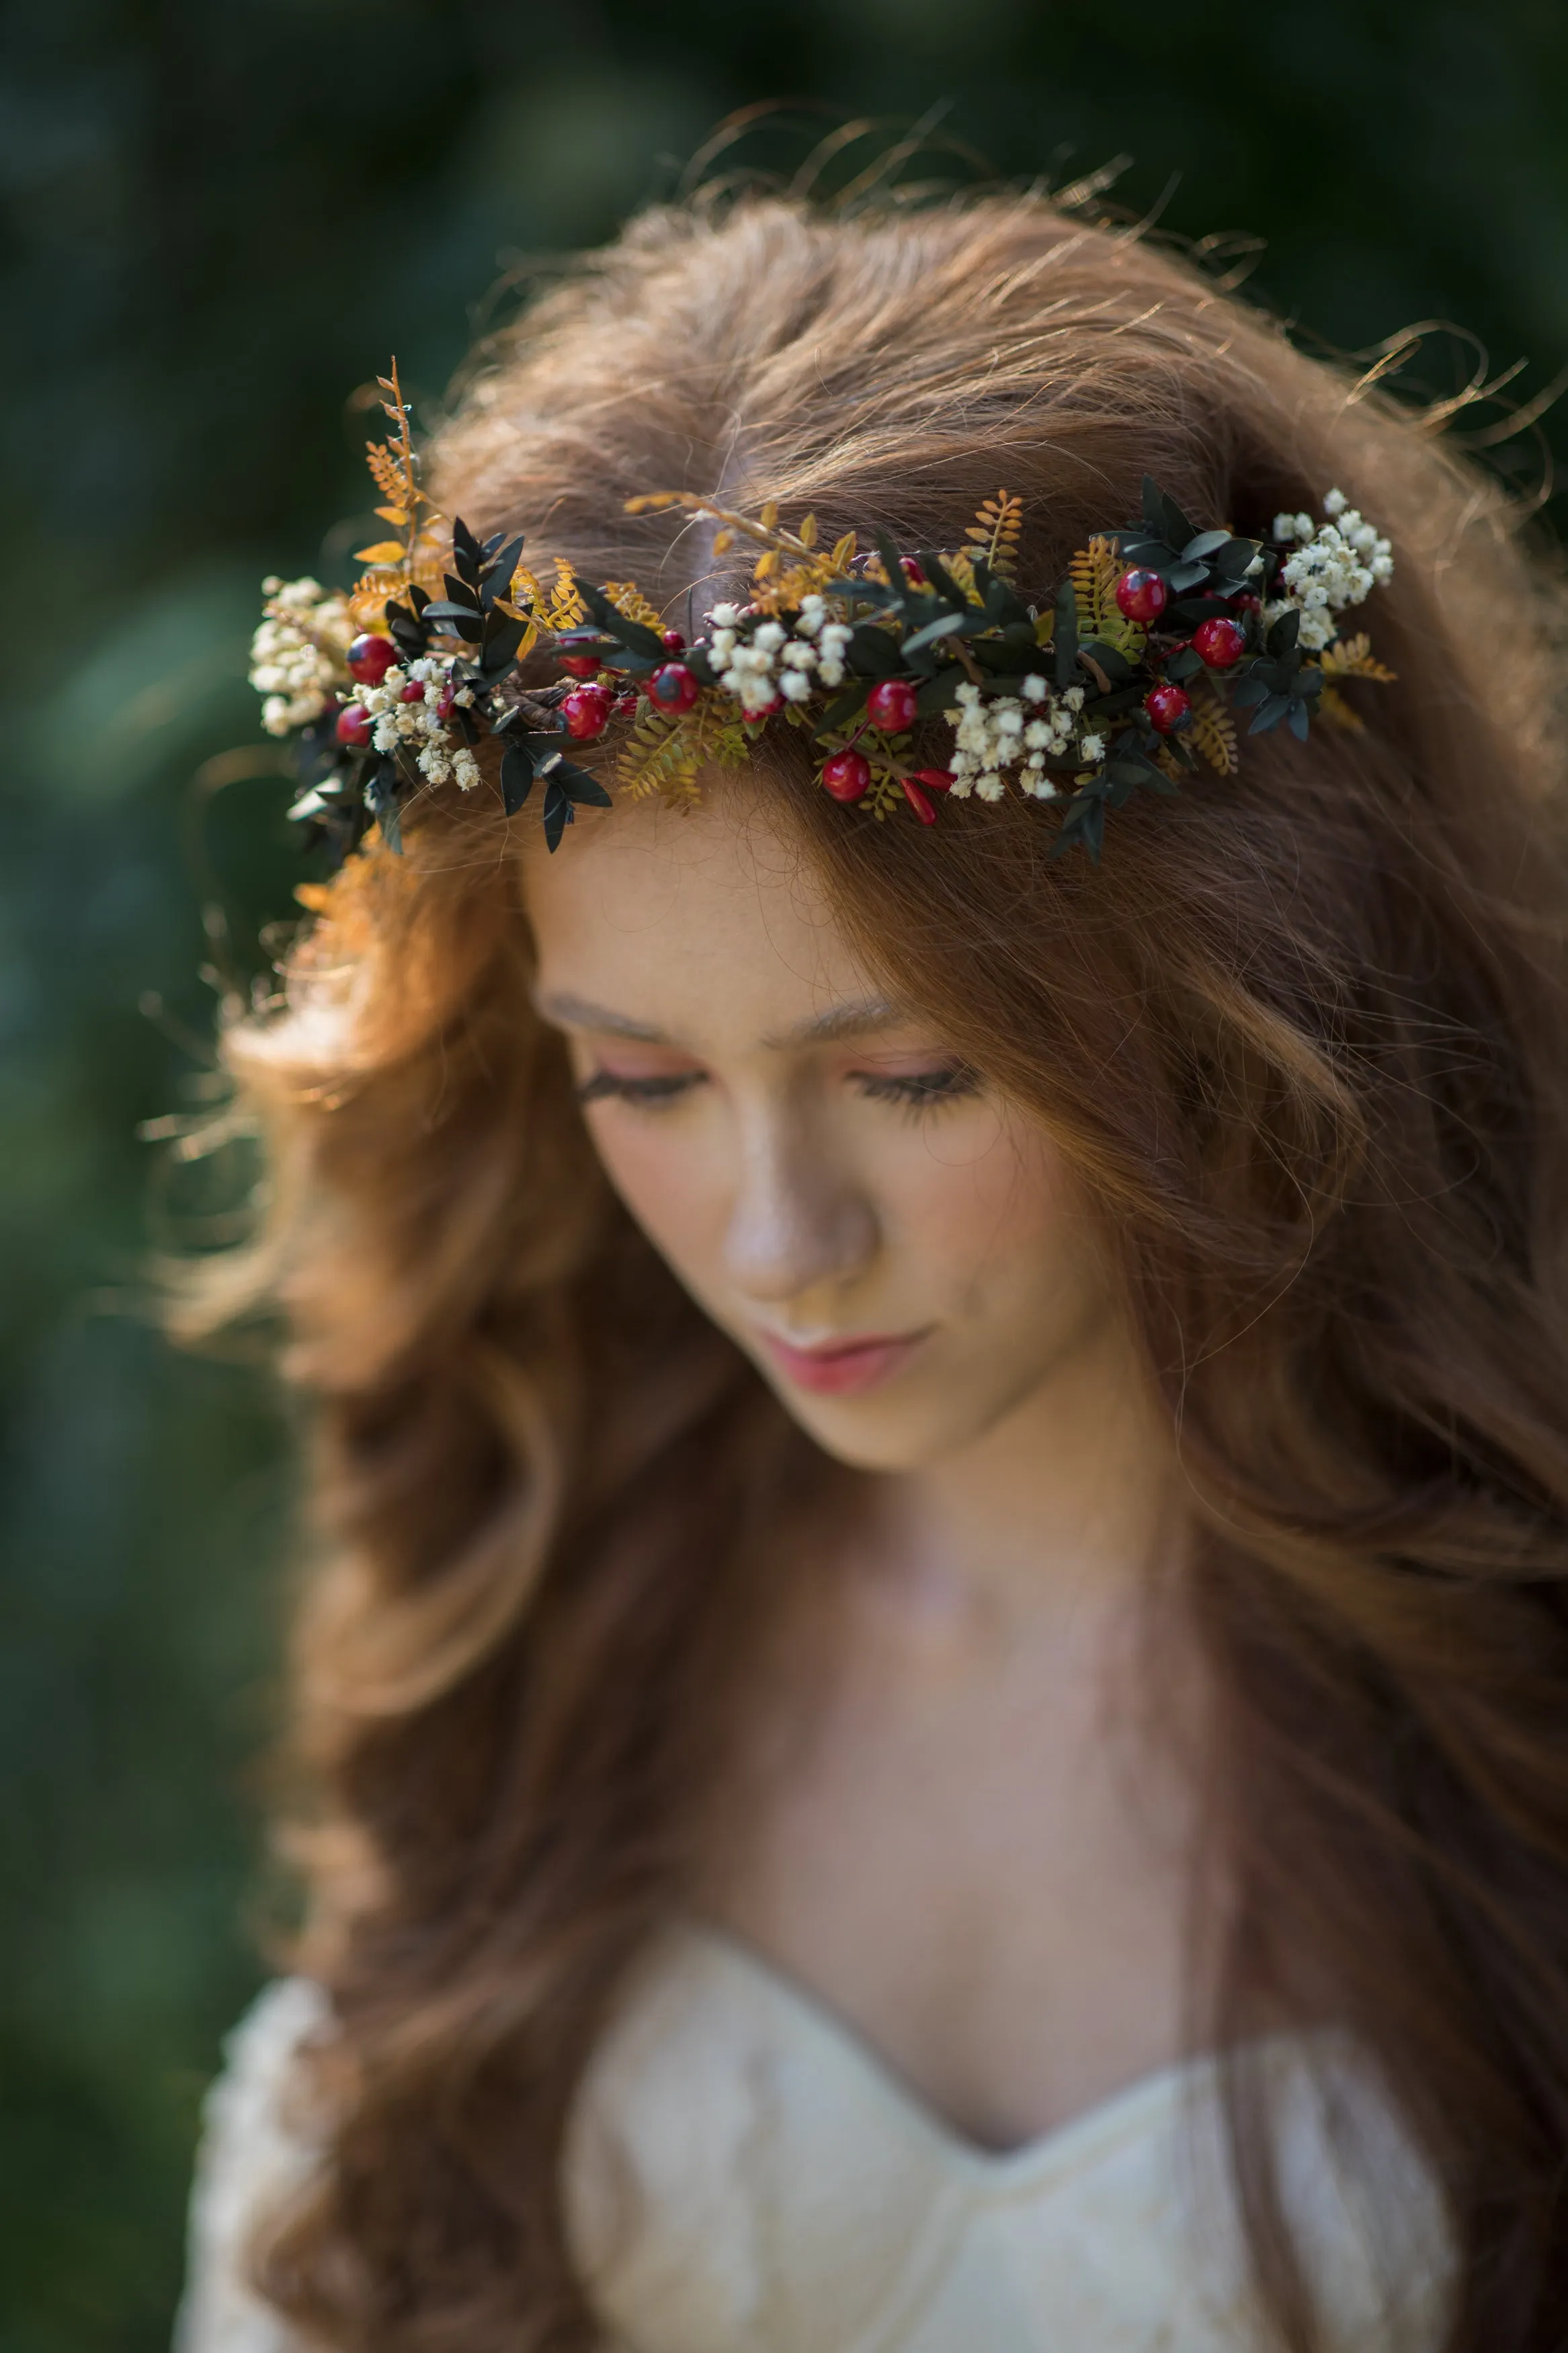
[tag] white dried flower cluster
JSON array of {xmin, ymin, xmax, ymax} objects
[
  {"xmin": 249, "ymin": 577, "xmax": 354, "ymax": 736},
  {"xmin": 357, "ymin": 657, "xmax": 481, "ymax": 791},
  {"xmin": 706, "ymin": 596, "xmax": 854, "ymax": 715},
  {"xmin": 1267, "ymin": 489, "xmax": 1394, "ymax": 653},
  {"xmin": 945, "ymin": 676, "xmax": 1099, "ymax": 801}
]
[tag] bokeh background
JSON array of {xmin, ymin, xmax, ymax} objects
[{"xmin": 5, "ymin": 2, "xmax": 1568, "ymax": 2345}]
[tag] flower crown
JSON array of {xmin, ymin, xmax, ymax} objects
[{"xmin": 251, "ymin": 363, "xmax": 1396, "ymax": 862}]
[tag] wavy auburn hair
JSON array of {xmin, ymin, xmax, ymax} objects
[{"xmin": 202, "ymin": 192, "xmax": 1568, "ymax": 2350}]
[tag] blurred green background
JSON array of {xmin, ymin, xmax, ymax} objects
[{"xmin": 5, "ymin": 2, "xmax": 1568, "ymax": 2345}]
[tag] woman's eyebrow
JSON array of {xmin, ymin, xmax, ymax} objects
[
  {"xmin": 532, "ymin": 990, "xmax": 904, "ymax": 1050},
  {"xmin": 533, "ymin": 990, "xmax": 670, "ymax": 1042}
]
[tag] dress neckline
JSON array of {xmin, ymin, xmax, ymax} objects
[{"xmin": 682, "ymin": 1918, "xmax": 1307, "ymax": 2190}]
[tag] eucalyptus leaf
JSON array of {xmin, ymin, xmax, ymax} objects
[{"xmin": 500, "ymin": 746, "xmax": 534, "ymax": 815}]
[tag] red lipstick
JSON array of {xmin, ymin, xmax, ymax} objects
[{"xmin": 757, "ymin": 1328, "xmax": 930, "ymax": 1396}]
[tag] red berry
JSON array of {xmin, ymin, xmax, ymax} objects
[
  {"xmin": 911, "ymin": 767, "xmax": 955, "ymax": 793},
  {"xmin": 613, "ymin": 692, "xmax": 640, "ymax": 717},
  {"xmin": 399, "ymin": 680, "xmax": 425, "ymax": 704},
  {"xmin": 437, "ymin": 685, "xmax": 456, "ymax": 719},
  {"xmin": 900, "ymin": 557, "xmax": 926, "ymax": 586},
  {"xmin": 661, "ymin": 627, "xmax": 687, "ymax": 652},
  {"xmin": 347, "ymin": 633, "xmax": 396, "ymax": 685},
  {"xmin": 821, "ymin": 750, "xmax": 872, "ymax": 802},
  {"xmin": 749, "ymin": 692, "xmax": 783, "ymax": 720},
  {"xmin": 648, "ymin": 662, "xmax": 700, "ymax": 714},
  {"xmin": 901, "ymin": 777, "xmax": 938, "ymax": 826},
  {"xmin": 1192, "ymin": 616, "xmax": 1246, "ymax": 669},
  {"xmin": 335, "ymin": 703, "xmax": 373, "ymax": 748},
  {"xmin": 866, "ymin": 678, "xmax": 919, "ymax": 732},
  {"xmin": 1145, "ymin": 682, "xmax": 1192, "ymax": 734},
  {"xmin": 1115, "ymin": 567, "xmax": 1169, "ymax": 625},
  {"xmin": 559, "ymin": 655, "xmax": 602, "ymax": 679},
  {"xmin": 562, "ymin": 684, "xmax": 612, "ymax": 740}
]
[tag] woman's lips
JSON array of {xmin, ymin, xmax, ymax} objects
[{"xmin": 757, "ymin": 1327, "xmax": 932, "ymax": 1396}]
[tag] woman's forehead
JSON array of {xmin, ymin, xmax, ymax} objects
[{"xmin": 522, "ymin": 789, "xmax": 903, "ymax": 1051}]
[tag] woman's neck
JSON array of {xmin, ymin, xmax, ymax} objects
[{"xmin": 857, "ymin": 1306, "xmax": 1190, "ymax": 1638}]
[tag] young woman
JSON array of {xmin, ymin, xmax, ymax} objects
[{"xmin": 177, "ymin": 191, "xmax": 1568, "ymax": 2353}]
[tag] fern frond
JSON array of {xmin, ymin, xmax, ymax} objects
[
  {"xmin": 966, "ymin": 490, "xmax": 1024, "ymax": 582},
  {"xmin": 944, "ymin": 548, "xmax": 979, "ymax": 602},
  {"xmin": 1188, "ymin": 684, "xmax": 1239, "ymax": 775},
  {"xmin": 1069, "ymin": 536, "xmax": 1145, "ymax": 660},
  {"xmin": 1319, "ymin": 633, "xmax": 1397, "ymax": 684},
  {"xmin": 1316, "ymin": 684, "xmax": 1364, "ymax": 733},
  {"xmin": 544, "ymin": 557, "xmax": 586, "ymax": 633},
  {"xmin": 365, "ymin": 440, "xmax": 412, "ymax": 505},
  {"xmin": 603, "ymin": 580, "xmax": 663, "ymax": 631}
]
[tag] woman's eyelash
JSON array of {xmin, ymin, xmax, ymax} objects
[
  {"xmin": 574, "ymin": 1064, "xmax": 979, "ymax": 1111},
  {"xmin": 855, "ymin": 1065, "xmax": 980, "ymax": 1109},
  {"xmin": 574, "ymin": 1068, "xmax": 706, "ymax": 1107}
]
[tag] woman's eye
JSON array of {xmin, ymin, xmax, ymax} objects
[
  {"xmin": 854, "ymin": 1064, "xmax": 980, "ymax": 1110},
  {"xmin": 573, "ymin": 1067, "xmax": 707, "ymax": 1108}
]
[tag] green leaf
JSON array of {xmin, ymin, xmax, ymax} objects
[
  {"xmin": 846, "ymin": 623, "xmax": 903, "ymax": 676},
  {"xmin": 479, "ymin": 615, "xmax": 527, "ymax": 674},
  {"xmin": 501, "ymin": 746, "xmax": 534, "ymax": 815},
  {"xmin": 450, "ymin": 518, "xmax": 483, "ymax": 586},
  {"xmin": 559, "ymin": 764, "xmax": 612, "ymax": 807},
  {"xmin": 542, "ymin": 774, "xmax": 575, "ymax": 852},
  {"xmin": 900, "ymin": 610, "xmax": 967, "ymax": 657},
  {"xmin": 1053, "ymin": 577, "xmax": 1079, "ymax": 688},
  {"xmin": 577, "ymin": 582, "xmax": 665, "ymax": 660}
]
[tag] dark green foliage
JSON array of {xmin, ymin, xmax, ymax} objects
[{"xmin": 5, "ymin": 1, "xmax": 1568, "ymax": 2343}]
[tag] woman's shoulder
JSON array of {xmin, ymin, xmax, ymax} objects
[{"xmin": 174, "ymin": 1979, "xmax": 333, "ymax": 2353}]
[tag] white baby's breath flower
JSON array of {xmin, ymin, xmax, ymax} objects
[
  {"xmin": 709, "ymin": 602, "xmax": 741, "ymax": 629},
  {"xmin": 1022, "ymin": 674, "xmax": 1049, "ymax": 703}
]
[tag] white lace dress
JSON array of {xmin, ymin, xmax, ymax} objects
[{"xmin": 176, "ymin": 1924, "xmax": 1453, "ymax": 2353}]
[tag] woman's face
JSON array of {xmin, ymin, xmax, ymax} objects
[{"xmin": 524, "ymin": 788, "xmax": 1119, "ymax": 1475}]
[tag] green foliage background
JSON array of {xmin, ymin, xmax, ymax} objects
[{"xmin": 4, "ymin": 3, "xmax": 1568, "ymax": 2344}]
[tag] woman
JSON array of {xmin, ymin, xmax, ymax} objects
[{"xmin": 177, "ymin": 190, "xmax": 1568, "ymax": 2352}]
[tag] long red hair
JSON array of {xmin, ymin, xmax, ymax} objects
[{"xmin": 196, "ymin": 190, "xmax": 1568, "ymax": 2350}]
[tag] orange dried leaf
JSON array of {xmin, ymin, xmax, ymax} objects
[
  {"xmin": 375, "ymin": 505, "xmax": 409, "ymax": 526},
  {"xmin": 354, "ymin": 541, "xmax": 407, "ymax": 565}
]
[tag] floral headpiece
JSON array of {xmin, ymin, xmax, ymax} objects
[{"xmin": 251, "ymin": 364, "xmax": 1395, "ymax": 862}]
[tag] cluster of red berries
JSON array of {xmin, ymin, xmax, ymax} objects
[
  {"xmin": 558, "ymin": 627, "xmax": 699, "ymax": 740},
  {"xmin": 1112, "ymin": 568, "xmax": 1247, "ymax": 737},
  {"xmin": 333, "ymin": 629, "xmax": 460, "ymax": 747}
]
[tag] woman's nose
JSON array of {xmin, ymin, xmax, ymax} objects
[{"xmin": 721, "ymin": 1113, "xmax": 878, "ymax": 1305}]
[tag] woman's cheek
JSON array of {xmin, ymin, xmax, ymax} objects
[{"xmin": 585, "ymin": 1114, "xmax": 725, "ymax": 1280}]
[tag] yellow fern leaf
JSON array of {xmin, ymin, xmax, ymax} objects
[
  {"xmin": 544, "ymin": 557, "xmax": 585, "ymax": 633},
  {"xmin": 1319, "ymin": 633, "xmax": 1397, "ymax": 684},
  {"xmin": 1317, "ymin": 684, "xmax": 1364, "ymax": 733},
  {"xmin": 1188, "ymin": 685, "xmax": 1239, "ymax": 775},
  {"xmin": 829, "ymin": 531, "xmax": 857, "ymax": 573},
  {"xmin": 602, "ymin": 580, "xmax": 663, "ymax": 631},
  {"xmin": 1069, "ymin": 536, "xmax": 1145, "ymax": 660},
  {"xmin": 354, "ymin": 540, "xmax": 407, "ymax": 565},
  {"xmin": 966, "ymin": 489, "xmax": 1024, "ymax": 582},
  {"xmin": 759, "ymin": 500, "xmax": 779, "ymax": 531},
  {"xmin": 798, "ymin": 514, "xmax": 817, "ymax": 549}
]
